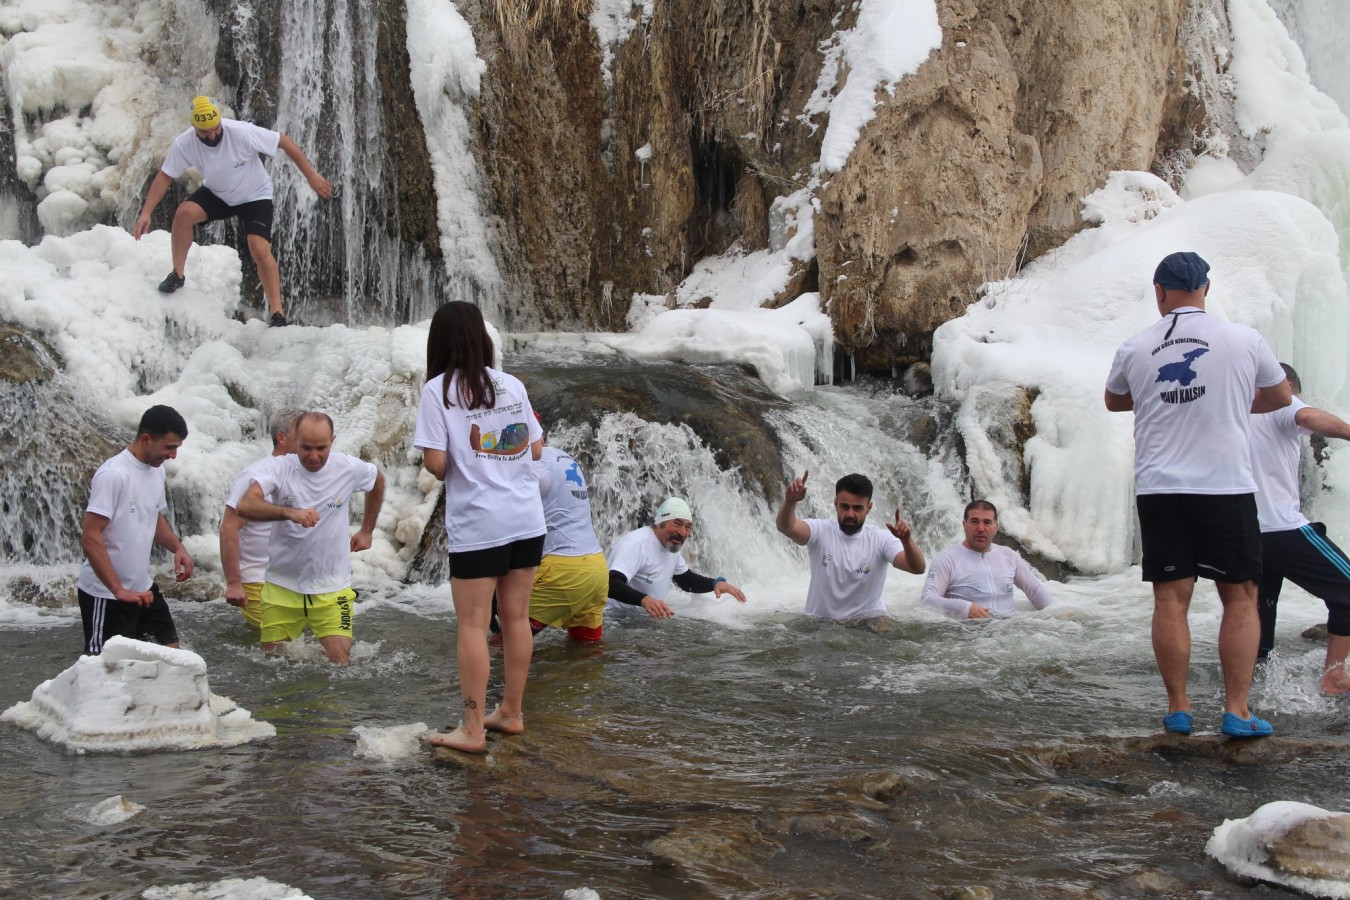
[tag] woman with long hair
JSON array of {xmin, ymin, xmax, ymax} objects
[{"xmin": 413, "ymin": 301, "xmax": 545, "ymax": 752}]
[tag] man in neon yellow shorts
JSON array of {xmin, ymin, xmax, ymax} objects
[
  {"xmin": 236, "ymin": 412, "xmax": 385, "ymax": 664},
  {"xmin": 219, "ymin": 408, "xmax": 301, "ymax": 628}
]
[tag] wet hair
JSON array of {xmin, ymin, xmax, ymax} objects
[
  {"xmin": 1281, "ymin": 363, "xmax": 1302, "ymax": 393},
  {"xmin": 295, "ymin": 411, "xmax": 334, "ymax": 437},
  {"xmin": 137, "ymin": 405, "xmax": 187, "ymax": 440},
  {"xmin": 964, "ymin": 499, "xmax": 998, "ymax": 520},
  {"xmin": 426, "ymin": 301, "xmax": 496, "ymax": 411},
  {"xmin": 268, "ymin": 408, "xmax": 303, "ymax": 447},
  {"xmin": 835, "ymin": 473, "xmax": 873, "ymax": 500}
]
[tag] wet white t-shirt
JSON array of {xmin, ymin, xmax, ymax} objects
[
  {"xmin": 920, "ymin": 543, "xmax": 1054, "ymax": 618},
  {"xmin": 1105, "ymin": 307, "xmax": 1284, "ymax": 494},
  {"xmin": 161, "ymin": 119, "xmax": 281, "ymax": 206},
  {"xmin": 537, "ymin": 446, "xmax": 602, "ymax": 557},
  {"xmin": 606, "ymin": 526, "xmax": 689, "ymax": 606},
  {"xmin": 225, "ymin": 455, "xmax": 281, "ymax": 584},
  {"xmin": 252, "ymin": 452, "xmax": 378, "ymax": 594},
  {"xmin": 413, "ymin": 368, "xmax": 545, "ymax": 553},
  {"xmin": 803, "ymin": 520, "xmax": 904, "ymax": 622},
  {"xmin": 1250, "ymin": 397, "xmax": 1312, "ymax": 532},
  {"xmin": 77, "ymin": 450, "xmax": 166, "ymax": 598}
]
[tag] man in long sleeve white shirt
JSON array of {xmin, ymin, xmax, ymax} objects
[{"xmin": 920, "ymin": 501, "xmax": 1053, "ymax": 619}]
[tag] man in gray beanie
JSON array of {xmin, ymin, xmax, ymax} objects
[{"xmin": 1105, "ymin": 251, "xmax": 1291, "ymax": 738}]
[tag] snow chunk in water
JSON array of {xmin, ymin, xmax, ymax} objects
[
  {"xmin": 1, "ymin": 636, "xmax": 275, "ymax": 752},
  {"xmin": 72, "ymin": 794, "xmax": 144, "ymax": 825},
  {"xmin": 142, "ymin": 878, "xmax": 314, "ymax": 900},
  {"xmin": 1208, "ymin": 800, "xmax": 1350, "ymax": 898}
]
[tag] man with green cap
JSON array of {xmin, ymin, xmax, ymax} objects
[
  {"xmin": 606, "ymin": 496, "xmax": 747, "ymax": 620},
  {"xmin": 131, "ymin": 95, "xmax": 332, "ymax": 327}
]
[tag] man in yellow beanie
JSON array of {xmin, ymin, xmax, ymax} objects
[{"xmin": 132, "ymin": 96, "xmax": 332, "ymax": 327}]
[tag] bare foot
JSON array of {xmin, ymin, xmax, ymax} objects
[
  {"xmin": 1319, "ymin": 673, "xmax": 1350, "ymax": 695},
  {"xmin": 484, "ymin": 708, "xmax": 525, "ymax": 735},
  {"xmin": 427, "ymin": 727, "xmax": 487, "ymax": 753}
]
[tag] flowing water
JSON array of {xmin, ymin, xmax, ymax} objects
[{"xmin": 1, "ymin": 373, "xmax": 1346, "ymax": 898}]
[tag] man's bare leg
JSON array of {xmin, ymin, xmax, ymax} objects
[
  {"xmin": 486, "ymin": 566, "xmax": 536, "ymax": 735},
  {"xmin": 170, "ymin": 201, "xmax": 207, "ymax": 277},
  {"xmin": 1322, "ymin": 633, "xmax": 1350, "ymax": 693},
  {"xmin": 261, "ymin": 640, "xmax": 288, "ymax": 655},
  {"xmin": 247, "ymin": 234, "xmax": 284, "ymax": 317},
  {"xmin": 1152, "ymin": 578, "xmax": 1195, "ymax": 714},
  {"xmin": 1216, "ymin": 579, "xmax": 1261, "ymax": 718},
  {"xmin": 318, "ymin": 635, "xmax": 352, "ymax": 666}
]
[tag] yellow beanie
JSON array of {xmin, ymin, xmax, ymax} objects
[{"xmin": 190, "ymin": 96, "xmax": 221, "ymax": 130}]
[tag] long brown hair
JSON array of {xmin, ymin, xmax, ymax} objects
[{"xmin": 426, "ymin": 301, "xmax": 497, "ymax": 410}]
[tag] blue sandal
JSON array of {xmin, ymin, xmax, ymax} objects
[
  {"xmin": 1163, "ymin": 710, "xmax": 1194, "ymax": 735},
  {"xmin": 1221, "ymin": 712, "xmax": 1273, "ymax": 738}
]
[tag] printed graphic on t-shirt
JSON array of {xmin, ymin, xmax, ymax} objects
[
  {"xmin": 1153, "ymin": 342, "xmax": 1209, "ymax": 405},
  {"xmin": 470, "ymin": 421, "xmax": 530, "ymax": 456}
]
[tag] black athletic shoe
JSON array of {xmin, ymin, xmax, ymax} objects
[
  {"xmin": 157, "ymin": 271, "xmax": 185, "ymax": 293},
  {"xmin": 268, "ymin": 311, "xmax": 288, "ymax": 327}
]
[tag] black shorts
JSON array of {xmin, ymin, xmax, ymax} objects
[
  {"xmin": 186, "ymin": 187, "xmax": 274, "ymax": 241},
  {"xmin": 448, "ymin": 535, "xmax": 545, "ymax": 580},
  {"xmin": 1260, "ymin": 523, "xmax": 1350, "ymax": 637},
  {"xmin": 1137, "ymin": 493, "xmax": 1261, "ymax": 584},
  {"xmin": 78, "ymin": 583, "xmax": 179, "ymax": 655}
]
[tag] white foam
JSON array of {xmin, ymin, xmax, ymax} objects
[
  {"xmin": 352, "ymin": 721, "xmax": 430, "ymax": 762},
  {"xmin": 142, "ymin": 878, "xmax": 314, "ymax": 900}
]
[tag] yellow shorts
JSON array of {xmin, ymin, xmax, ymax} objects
[
  {"xmin": 240, "ymin": 582, "xmax": 263, "ymax": 629},
  {"xmin": 529, "ymin": 553, "xmax": 607, "ymax": 631},
  {"xmin": 260, "ymin": 584, "xmax": 355, "ymax": 643}
]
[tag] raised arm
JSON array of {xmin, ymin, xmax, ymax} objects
[
  {"xmin": 885, "ymin": 510, "xmax": 926, "ymax": 574},
  {"xmin": 277, "ymin": 135, "xmax": 333, "ymax": 199},
  {"xmin": 776, "ymin": 470, "xmax": 811, "ymax": 546},
  {"xmin": 1295, "ymin": 406, "xmax": 1350, "ymax": 440},
  {"xmin": 236, "ymin": 481, "xmax": 319, "ymax": 527}
]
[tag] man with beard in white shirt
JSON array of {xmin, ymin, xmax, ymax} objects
[
  {"xmin": 776, "ymin": 471, "xmax": 926, "ymax": 628},
  {"xmin": 607, "ymin": 497, "xmax": 747, "ymax": 619},
  {"xmin": 78, "ymin": 405, "xmax": 195, "ymax": 655},
  {"xmin": 920, "ymin": 501, "xmax": 1054, "ymax": 619},
  {"xmin": 218, "ymin": 408, "xmax": 301, "ymax": 629},
  {"xmin": 235, "ymin": 412, "xmax": 385, "ymax": 664},
  {"xmin": 132, "ymin": 95, "xmax": 332, "ymax": 326},
  {"xmin": 1250, "ymin": 363, "xmax": 1350, "ymax": 694}
]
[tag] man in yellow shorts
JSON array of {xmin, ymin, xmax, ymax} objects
[
  {"xmin": 235, "ymin": 412, "xmax": 385, "ymax": 664},
  {"xmin": 219, "ymin": 408, "xmax": 301, "ymax": 628}
]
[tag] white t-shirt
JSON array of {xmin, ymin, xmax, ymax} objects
[
  {"xmin": 1250, "ymin": 397, "xmax": 1312, "ymax": 532},
  {"xmin": 413, "ymin": 368, "xmax": 545, "ymax": 553},
  {"xmin": 920, "ymin": 543, "xmax": 1055, "ymax": 618},
  {"xmin": 537, "ymin": 446, "xmax": 602, "ymax": 557},
  {"xmin": 161, "ymin": 119, "xmax": 282, "ymax": 206},
  {"xmin": 225, "ymin": 455, "xmax": 282, "ymax": 584},
  {"xmin": 802, "ymin": 520, "xmax": 904, "ymax": 622},
  {"xmin": 252, "ymin": 452, "xmax": 378, "ymax": 594},
  {"xmin": 1106, "ymin": 307, "xmax": 1285, "ymax": 494},
  {"xmin": 77, "ymin": 450, "xmax": 166, "ymax": 598},
  {"xmin": 606, "ymin": 526, "xmax": 690, "ymax": 606}
]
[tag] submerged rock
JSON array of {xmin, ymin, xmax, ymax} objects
[
  {"xmin": 0, "ymin": 636, "xmax": 274, "ymax": 752},
  {"xmin": 1208, "ymin": 801, "xmax": 1350, "ymax": 898}
]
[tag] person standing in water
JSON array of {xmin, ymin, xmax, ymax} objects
[
  {"xmin": 1105, "ymin": 251, "xmax": 1291, "ymax": 738},
  {"xmin": 1250, "ymin": 363, "xmax": 1350, "ymax": 694},
  {"xmin": 78, "ymin": 405, "xmax": 194, "ymax": 655},
  {"xmin": 132, "ymin": 95, "xmax": 332, "ymax": 327},
  {"xmin": 413, "ymin": 301, "xmax": 545, "ymax": 753}
]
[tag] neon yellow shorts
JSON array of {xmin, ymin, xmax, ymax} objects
[
  {"xmin": 260, "ymin": 583, "xmax": 355, "ymax": 643},
  {"xmin": 240, "ymin": 582, "xmax": 263, "ymax": 629},
  {"xmin": 528, "ymin": 553, "xmax": 607, "ymax": 631}
]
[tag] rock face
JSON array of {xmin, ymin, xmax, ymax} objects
[{"xmin": 462, "ymin": 0, "xmax": 1199, "ymax": 369}]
